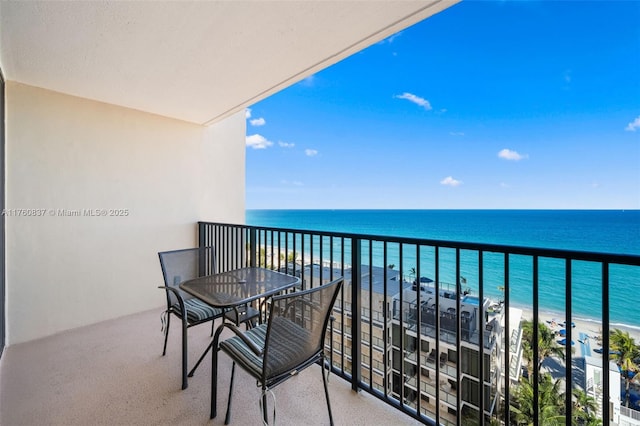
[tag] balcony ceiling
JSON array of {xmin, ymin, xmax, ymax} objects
[{"xmin": 0, "ymin": 0, "xmax": 457, "ymax": 125}]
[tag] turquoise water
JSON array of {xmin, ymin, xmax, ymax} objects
[{"xmin": 246, "ymin": 210, "xmax": 640, "ymax": 327}]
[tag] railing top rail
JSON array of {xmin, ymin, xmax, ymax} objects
[{"xmin": 199, "ymin": 221, "xmax": 640, "ymax": 266}]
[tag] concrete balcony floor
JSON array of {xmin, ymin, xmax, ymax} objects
[{"xmin": 0, "ymin": 308, "xmax": 421, "ymax": 425}]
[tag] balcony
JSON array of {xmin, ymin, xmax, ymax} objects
[
  {"xmin": 197, "ymin": 221, "xmax": 640, "ymax": 424},
  {"xmin": 2, "ymin": 221, "xmax": 639, "ymax": 425},
  {"xmin": 0, "ymin": 306, "xmax": 422, "ymax": 425}
]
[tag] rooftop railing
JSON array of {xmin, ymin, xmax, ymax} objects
[{"xmin": 199, "ymin": 221, "xmax": 640, "ymax": 425}]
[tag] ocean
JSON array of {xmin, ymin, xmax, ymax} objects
[{"xmin": 246, "ymin": 209, "xmax": 640, "ymax": 328}]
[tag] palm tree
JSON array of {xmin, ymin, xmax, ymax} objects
[
  {"xmin": 511, "ymin": 373, "xmax": 565, "ymax": 425},
  {"xmin": 610, "ymin": 328, "xmax": 639, "ymax": 408},
  {"xmin": 521, "ymin": 320, "xmax": 565, "ymax": 371},
  {"xmin": 409, "ymin": 267, "xmax": 417, "ymax": 283},
  {"xmin": 572, "ymin": 388, "xmax": 600, "ymax": 425}
]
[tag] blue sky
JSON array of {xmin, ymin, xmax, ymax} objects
[{"xmin": 245, "ymin": 1, "xmax": 640, "ymax": 210}]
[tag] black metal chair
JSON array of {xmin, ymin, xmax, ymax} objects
[
  {"xmin": 211, "ymin": 277, "xmax": 343, "ymax": 425},
  {"xmin": 158, "ymin": 247, "xmax": 226, "ymax": 390}
]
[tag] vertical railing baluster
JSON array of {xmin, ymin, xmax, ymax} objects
[
  {"xmin": 602, "ymin": 262, "xmax": 610, "ymax": 425},
  {"xmin": 478, "ymin": 250, "xmax": 485, "ymax": 425},
  {"xmin": 227, "ymin": 226, "xmax": 231, "ymax": 268},
  {"xmin": 301, "ymin": 233, "xmax": 306, "ymax": 286},
  {"xmin": 351, "ymin": 237, "xmax": 362, "ymax": 392},
  {"xmin": 434, "ymin": 245, "xmax": 441, "ymax": 425},
  {"xmin": 269, "ymin": 229, "xmax": 274, "ymax": 270},
  {"xmin": 329, "ymin": 236, "xmax": 334, "ymax": 280},
  {"xmin": 565, "ymin": 258, "xmax": 573, "ymax": 426},
  {"xmin": 319, "ymin": 234, "xmax": 324, "ymax": 284},
  {"xmin": 399, "ymin": 242, "xmax": 405, "ymax": 407},
  {"xmin": 504, "ymin": 253, "xmax": 511, "ymax": 426},
  {"xmin": 415, "ymin": 244, "xmax": 422, "ymax": 417},
  {"xmin": 308, "ymin": 233, "xmax": 313, "ymax": 287},
  {"xmin": 455, "ymin": 248, "xmax": 461, "ymax": 426},
  {"xmin": 368, "ymin": 240, "xmax": 373, "ymax": 388},
  {"xmin": 198, "ymin": 222, "xmax": 205, "ymax": 249},
  {"xmin": 532, "ymin": 256, "xmax": 539, "ymax": 426},
  {"xmin": 273, "ymin": 231, "xmax": 282, "ymax": 271},
  {"xmin": 284, "ymin": 231, "xmax": 289, "ymax": 275},
  {"xmin": 340, "ymin": 236, "xmax": 345, "ymax": 375},
  {"xmin": 383, "ymin": 241, "xmax": 389, "ymax": 397},
  {"xmin": 249, "ymin": 227, "xmax": 256, "ymax": 268},
  {"xmin": 292, "ymin": 233, "xmax": 298, "ymax": 281}
]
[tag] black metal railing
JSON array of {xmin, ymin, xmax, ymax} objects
[{"xmin": 199, "ymin": 221, "xmax": 640, "ymax": 426}]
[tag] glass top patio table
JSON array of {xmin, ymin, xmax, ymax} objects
[{"xmin": 179, "ymin": 267, "xmax": 300, "ymax": 308}]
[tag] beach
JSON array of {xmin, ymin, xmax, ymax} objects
[{"xmin": 518, "ymin": 307, "xmax": 640, "ymax": 359}]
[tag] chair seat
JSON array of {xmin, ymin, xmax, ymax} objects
[
  {"xmin": 220, "ymin": 323, "xmax": 268, "ymax": 378},
  {"xmin": 220, "ymin": 317, "xmax": 312, "ymax": 380},
  {"xmin": 175, "ymin": 298, "xmax": 225, "ymax": 324}
]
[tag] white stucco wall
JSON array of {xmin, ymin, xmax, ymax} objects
[{"xmin": 5, "ymin": 82, "xmax": 246, "ymax": 345}]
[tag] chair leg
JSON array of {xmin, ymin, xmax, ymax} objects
[
  {"xmin": 321, "ymin": 356, "xmax": 334, "ymax": 426},
  {"xmin": 224, "ymin": 362, "xmax": 236, "ymax": 425},
  {"xmin": 211, "ymin": 325, "xmax": 226, "ymax": 419},
  {"xmin": 262, "ymin": 391, "xmax": 269, "ymax": 425},
  {"xmin": 162, "ymin": 314, "xmax": 171, "ymax": 356},
  {"xmin": 181, "ymin": 319, "xmax": 188, "ymax": 390}
]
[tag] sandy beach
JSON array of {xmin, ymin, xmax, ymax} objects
[{"xmin": 518, "ymin": 306, "xmax": 640, "ymax": 359}]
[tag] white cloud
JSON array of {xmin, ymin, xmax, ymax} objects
[
  {"xmin": 305, "ymin": 149, "xmax": 318, "ymax": 157},
  {"xmin": 246, "ymin": 134, "xmax": 273, "ymax": 149},
  {"xmin": 278, "ymin": 141, "xmax": 295, "ymax": 148},
  {"xmin": 245, "ymin": 108, "xmax": 251, "ymax": 119},
  {"xmin": 498, "ymin": 148, "xmax": 528, "ymax": 161},
  {"xmin": 449, "ymin": 131, "xmax": 465, "ymax": 136},
  {"xmin": 250, "ymin": 117, "xmax": 266, "ymax": 126},
  {"xmin": 625, "ymin": 116, "xmax": 640, "ymax": 132},
  {"xmin": 500, "ymin": 182, "xmax": 511, "ymax": 189},
  {"xmin": 440, "ymin": 176, "xmax": 462, "ymax": 187},
  {"xmin": 394, "ymin": 92, "xmax": 432, "ymax": 110}
]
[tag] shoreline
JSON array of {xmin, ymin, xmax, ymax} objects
[
  {"xmin": 256, "ymin": 241, "xmax": 640, "ymax": 332},
  {"xmin": 516, "ymin": 306, "xmax": 640, "ymax": 357},
  {"xmin": 513, "ymin": 303, "xmax": 640, "ymax": 335}
]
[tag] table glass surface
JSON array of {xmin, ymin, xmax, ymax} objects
[{"xmin": 179, "ymin": 267, "xmax": 300, "ymax": 308}]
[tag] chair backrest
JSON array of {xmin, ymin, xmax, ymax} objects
[
  {"xmin": 262, "ymin": 277, "xmax": 343, "ymax": 386},
  {"xmin": 158, "ymin": 247, "xmax": 216, "ymax": 307}
]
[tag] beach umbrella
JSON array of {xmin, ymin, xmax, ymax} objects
[
  {"xmin": 558, "ymin": 338, "xmax": 575, "ymax": 346},
  {"xmin": 558, "ymin": 329, "xmax": 566, "ymax": 337}
]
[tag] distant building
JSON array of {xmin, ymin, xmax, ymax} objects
[
  {"xmin": 572, "ymin": 356, "xmax": 640, "ymax": 425},
  {"xmin": 390, "ymin": 284, "xmax": 522, "ymax": 422},
  {"xmin": 284, "ymin": 261, "xmax": 523, "ymax": 425}
]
